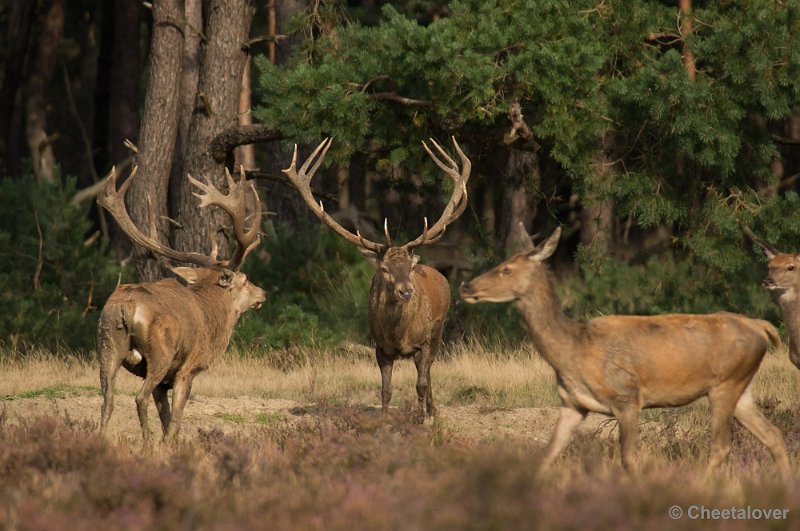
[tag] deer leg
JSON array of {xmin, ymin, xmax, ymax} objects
[
  {"xmin": 376, "ymin": 348, "xmax": 394, "ymax": 413},
  {"xmin": 414, "ymin": 346, "xmax": 434, "ymax": 421},
  {"xmin": 734, "ymin": 387, "xmax": 791, "ymax": 487},
  {"xmin": 134, "ymin": 354, "xmax": 171, "ymax": 450},
  {"xmin": 539, "ymin": 406, "xmax": 587, "ymax": 470},
  {"xmin": 164, "ymin": 372, "xmax": 194, "ymax": 441},
  {"xmin": 614, "ymin": 404, "xmax": 641, "ymax": 472},
  {"xmin": 706, "ymin": 386, "xmax": 738, "ymax": 475},
  {"xmin": 152, "ymin": 384, "xmax": 172, "ymax": 436},
  {"xmin": 97, "ymin": 328, "xmax": 126, "ymax": 434}
]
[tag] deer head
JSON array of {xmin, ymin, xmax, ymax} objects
[
  {"xmin": 460, "ymin": 223, "xmax": 561, "ymax": 304},
  {"xmin": 756, "ymin": 239, "xmax": 800, "ymax": 295},
  {"xmin": 283, "ymin": 137, "xmax": 471, "ymax": 303},
  {"xmin": 98, "ymin": 165, "xmax": 266, "ymax": 309}
]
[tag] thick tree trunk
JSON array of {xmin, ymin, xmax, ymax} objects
[
  {"xmin": 130, "ymin": 0, "xmax": 185, "ymax": 281},
  {"xmin": 169, "ymin": 0, "xmax": 202, "ymax": 209},
  {"xmin": 580, "ymin": 132, "xmax": 615, "ymax": 253},
  {"xmin": 26, "ymin": 0, "xmax": 65, "ymax": 183},
  {"xmin": 174, "ymin": 0, "xmax": 255, "ymax": 258},
  {"xmin": 234, "ymin": 56, "xmax": 256, "ymax": 170},
  {"xmin": 0, "ymin": 0, "xmax": 35, "ymax": 176}
]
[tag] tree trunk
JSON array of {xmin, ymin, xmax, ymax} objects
[
  {"xmin": 174, "ymin": 0, "xmax": 255, "ymax": 258},
  {"xmin": 130, "ymin": 0, "xmax": 185, "ymax": 281},
  {"xmin": 234, "ymin": 56, "xmax": 256, "ymax": 171},
  {"xmin": 26, "ymin": 0, "xmax": 65, "ymax": 183},
  {"xmin": 503, "ymin": 149, "xmax": 539, "ymax": 253},
  {"xmin": 0, "ymin": 0, "xmax": 35, "ymax": 176},
  {"xmin": 580, "ymin": 132, "xmax": 615, "ymax": 253}
]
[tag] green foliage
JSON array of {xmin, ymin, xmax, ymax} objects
[
  {"xmin": 233, "ymin": 221, "xmax": 374, "ymax": 350},
  {"xmin": 0, "ymin": 173, "xmax": 128, "ymax": 351}
]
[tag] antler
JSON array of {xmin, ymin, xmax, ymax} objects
[
  {"xmin": 187, "ymin": 166, "xmax": 262, "ymax": 269},
  {"xmin": 405, "ymin": 136, "xmax": 471, "ymax": 251},
  {"xmin": 98, "ymin": 166, "xmax": 262, "ymax": 271},
  {"xmin": 282, "ymin": 138, "xmax": 386, "ymax": 254}
]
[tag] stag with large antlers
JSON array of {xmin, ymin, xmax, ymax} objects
[
  {"xmin": 96, "ymin": 166, "xmax": 265, "ymax": 447},
  {"xmin": 460, "ymin": 224, "xmax": 791, "ymax": 484},
  {"xmin": 285, "ymin": 137, "xmax": 470, "ymax": 420}
]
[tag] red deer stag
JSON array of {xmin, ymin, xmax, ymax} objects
[
  {"xmin": 460, "ymin": 223, "xmax": 790, "ymax": 482},
  {"xmin": 96, "ymin": 166, "xmax": 266, "ymax": 447},
  {"xmin": 284, "ymin": 137, "xmax": 470, "ymax": 420},
  {"xmin": 755, "ymin": 239, "xmax": 800, "ymax": 369}
]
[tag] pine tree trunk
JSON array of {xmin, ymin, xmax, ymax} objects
[
  {"xmin": 26, "ymin": 0, "xmax": 65, "ymax": 183},
  {"xmin": 174, "ymin": 0, "xmax": 255, "ymax": 258},
  {"xmin": 130, "ymin": 0, "xmax": 185, "ymax": 281},
  {"xmin": 503, "ymin": 149, "xmax": 539, "ymax": 253}
]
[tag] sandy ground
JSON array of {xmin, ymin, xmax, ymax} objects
[{"xmin": 0, "ymin": 390, "xmax": 616, "ymax": 445}]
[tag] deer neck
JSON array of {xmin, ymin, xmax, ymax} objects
[
  {"xmin": 515, "ymin": 269, "xmax": 582, "ymax": 373},
  {"xmin": 191, "ymin": 283, "xmax": 238, "ymax": 349},
  {"xmin": 778, "ymin": 288, "xmax": 800, "ymax": 360}
]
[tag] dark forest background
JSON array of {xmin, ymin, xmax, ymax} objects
[{"xmin": 1, "ymin": 0, "xmax": 799, "ymax": 353}]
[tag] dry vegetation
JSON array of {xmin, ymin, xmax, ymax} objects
[{"xmin": 2, "ymin": 342, "xmax": 800, "ymax": 529}]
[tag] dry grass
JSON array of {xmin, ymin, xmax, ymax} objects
[{"xmin": 2, "ymin": 342, "xmax": 800, "ymax": 529}]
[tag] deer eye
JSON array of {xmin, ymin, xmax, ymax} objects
[
  {"xmin": 501, "ymin": 267, "xmax": 512, "ymax": 275},
  {"xmin": 381, "ymin": 265, "xmax": 389, "ymax": 273},
  {"xmin": 788, "ymin": 265, "xmax": 795, "ymax": 271}
]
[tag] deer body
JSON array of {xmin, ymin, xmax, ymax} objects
[
  {"xmin": 284, "ymin": 138, "xmax": 470, "ymax": 419},
  {"xmin": 461, "ymin": 225, "xmax": 790, "ymax": 482},
  {"xmin": 96, "ymin": 166, "xmax": 264, "ymax": 447}
]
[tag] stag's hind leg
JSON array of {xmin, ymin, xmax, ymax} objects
[
  {"xmin": 97, "ymin": 326, "xmax": 128, "ymax": 434},
  {"xmin": 733, "ymin": 387, "xmax": 791, "ymax": 486},
  {"xmin": 153, "ymin": 384, "xmax": 172, "ymax": 436}
]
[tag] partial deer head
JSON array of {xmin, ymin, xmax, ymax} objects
[
  {"xmin": 755, "ymin": 239, "xmax": 800, "ymax": 295},
  {"xmin": 98, "ymin": 165, "xmax": 266, "ymax": 309},
  {"xmin": 460, "ymin": 223, "xmax": 561, "ymax": 303},
  {"xmin": 283, "ymin": 137, "xmax": 471, "ymax": 304}
]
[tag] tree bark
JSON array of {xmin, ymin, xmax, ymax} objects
[
  {"xmin": 26, "ymin": 0, "xmax": 65, "ymax": 183},
  {"xmin": 0, "ymin": 0, "xmax": 35, "ymax": 176},
  {"xmin": 503, "ymin": 149, "xmax": 539, "ymax": 253},
  {"xmin": 174, "ymin": 0, "xmax": 255, "ymax": 258},
  {"xmin": 130, "ymin": 0, "xmax": 185, "ymax": 281},
  {"xmin": 234, "ymin": 56, "xmax": 256, "ymax": 170},
  {"xmin": 169, "ymin": 0, "xmax": 202, "ymax": 210}
]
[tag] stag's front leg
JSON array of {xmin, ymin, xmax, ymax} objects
[
  {"xmin": 376, "ymin": 348, "xmax": 394, "ymax": 413},
  {"xmin": 415, "ymin": 345, "xmax": 435, "ymax": 420},
  {"xmin": 164, "ymin": 371, "xmax": 195, "ymax": 441}
]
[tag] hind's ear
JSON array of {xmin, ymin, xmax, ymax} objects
[
  {"xmin": 527, "ymin": 226, "xmax": 561, "ymax": 262},
  {"xmin": 755, "ymin": 240, "xmax": 778, "ymax": 261},
  {"xmin": 517, "ymin": 222, "xmax": 535, "ymax": 253}
]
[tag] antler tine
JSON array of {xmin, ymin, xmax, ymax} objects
[
  {"xmin": 98, "ymin": 165, "xmax": 219, "ymax": 268},
  {"xmin": 383, "ymin": 218, "xmax": 392, "ymax": 247},
  {"xmin": 187, "ymin": 167, "xmax": 263, "ymax": 270},
  {"xmin": 283, "ymin": 138, "xmax": 385, "ymax": 254},
  {"xmin": 405, "ymin": 137, "xmax": 472, "ymax": 251}
]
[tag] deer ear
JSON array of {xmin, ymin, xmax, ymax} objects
[
  {"xmin": 217, "ymin": 270, "xmax": 235, "ymax": 288},
  {"xmin": 171, "ymin": 266, "xmax": 202, "ymax": 285},
  {"xmin": 517, "ymin": 222, "xmax": 535, "ymax": 253},
  {"xmin": 361, "ymin": 248, "xmax": 380, "ymax": 266},
  {"xmin": 755, "ymin": 240, "xmax": 777, "ymax": 261},
  {"xmin": 528, "ymin": 226, "xmax": 561, "ymax": 262}
]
